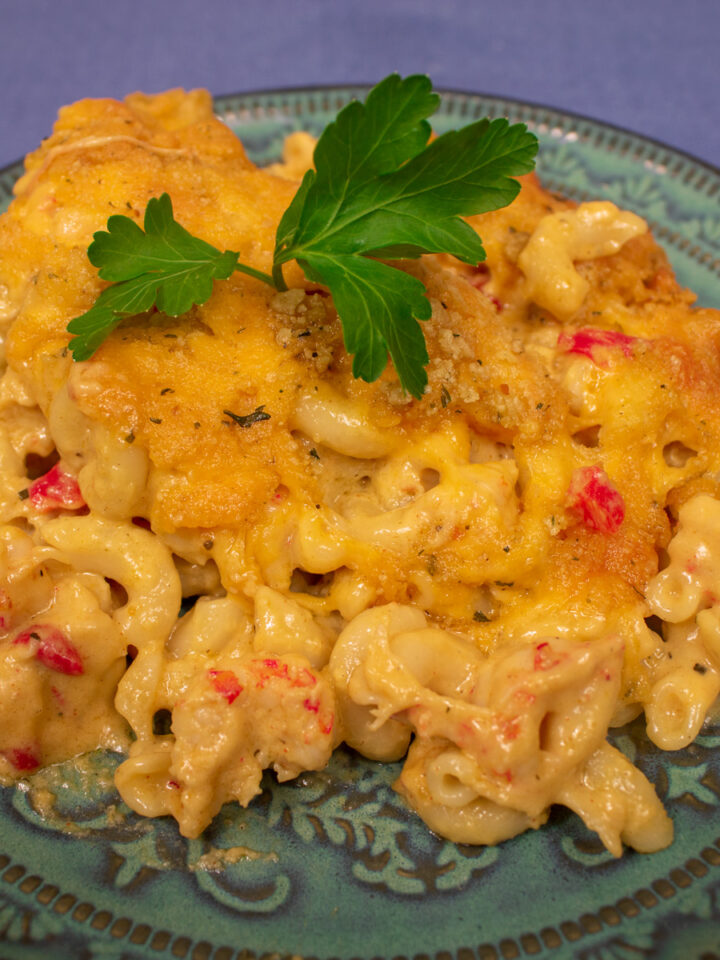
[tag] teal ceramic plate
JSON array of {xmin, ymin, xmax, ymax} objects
[{"xmin": 1, "ymin": 88, "xmax": 720, "ymax": 960}]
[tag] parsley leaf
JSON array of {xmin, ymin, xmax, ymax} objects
[
  {"xmin": 67, "ymin": 194, "xmax": 269, "ymax": 360},
  {"xmin": 301, "ymin": 252, "xmax": 432, "ymax": 399},
  {"xmin": 273, "ymin": 75, "xmax": 537, "ymax": 394},
  {"xmin": 67, "ymin": 74, "xmax": 538, "ymax": 395}
]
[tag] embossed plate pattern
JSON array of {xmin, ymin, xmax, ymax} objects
[{"xmin": 1, "ymin": 87, "xmax": 720, "ymax": 960}]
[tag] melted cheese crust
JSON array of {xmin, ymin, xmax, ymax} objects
[{"xmin": 1, "ymin": 89, "xmax": 719, "ymax": 853}]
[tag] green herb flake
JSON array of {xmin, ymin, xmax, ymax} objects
[
  {"xmin": 309, "ymin": 448, "xmax": 320, "ymax": 459},
  {"xmin": 473, "ymin": 610, "xmax": 490, "ymax": 623},
  {"xmin": 18, "ymin": 488, "xmax": 29, "ymax": 500},
  {"xmin": 223, "ymin": 405, "xmax": 271, "ymax": 428},
  {"xmin": 440, "ymin": 385, "xmax": 452, "ymax": 408}
]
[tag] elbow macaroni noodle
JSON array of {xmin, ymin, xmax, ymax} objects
[{"xmin": 1, "ymin": 88, "xmax": 719, "ymax": 856}]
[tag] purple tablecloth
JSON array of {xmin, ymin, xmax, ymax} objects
[{"xmin": 1, "ymin": 0, "xmax": 718, "ymax": 169}]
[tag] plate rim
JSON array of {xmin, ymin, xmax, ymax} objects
[
  {"xmin": 1, "ymin": 81, "xmax": 718, "ymax": 181},
  {"xmin": 211, "ymin": 80, "xmax": 720, "ymax": 179}
]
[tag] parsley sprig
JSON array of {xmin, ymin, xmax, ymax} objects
[
  {"xmin": 67, "ymin": 195, "xmax": 257, "ymax": 359},
  {"xmin": 67, "ymin": 74, "xmax": 538, "ymax": 397}
]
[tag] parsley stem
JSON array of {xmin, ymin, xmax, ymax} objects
[
  {"xmin": 271, "ymin": 263, "xmax": 288, "ymax": 292},
  {"xmin": 233, "ymin": 262, "xmax": 277, "ymax": 288}
]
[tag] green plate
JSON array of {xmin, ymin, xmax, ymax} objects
[{"xmin": 1, "ymin": 87, "xmax": 720, "ymax": 960}]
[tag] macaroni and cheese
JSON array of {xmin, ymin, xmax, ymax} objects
[{"xmin": 1, "ymin": 89, "xmax": 719, "ymax": 857}]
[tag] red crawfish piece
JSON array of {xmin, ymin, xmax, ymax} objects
[
  {"xmin": 467, "ymin": 263, "xmax": 503, "ymax": 310},
  {"xmin": 485, "ymin": 293, "xmax": 504, "ymax": 312},
  {"xmin": 557, "ymin": 327, "xmax": 637, "ymax": 368},
  {"xmin": 533, "ymin": 641, "xmax": 563, "ymax": 672},
  {"xmin": 12, "ymin": 624, "xmax": 84, "ymax": 675},
  {"xmin": 271, "ymin": 484, "xmax": 289, "ymax": 504},
  {"xmin": 467, "ymin": 263, "xmax": 490, "ymax": 288},
  {"xmin": 304, "ymin": 695, "xmax": 334, "ymax": 735},
  {"xmin": 566, "ymin": 464, "xmax": 626, "ymax": 534},
  {"xmin": 249, "ymin": 659, "xmax": 331, "ymax": 733},
  {"xmin": 5, "ymin": 746, "xmax": 40, "ymax": 771},
  {"xmin": 28, "ymin": 463, "xmax": 86, "ymax": 513},
  {"xmin": 0, "ymin": 589, "xmax": 12, "ymax": 631},
  {"xmin": 491, "ymin": 767, "xmax": 513, "ymax": 784},
  {"xmin": 497, "ymin": 713, "xmax": 521, "ymax": 741},
  {"xmin": 207, "ymin": 669, "xmax": 243, "ymax": 705},
  {"xmin": 251, "ymin": 658, "xmax": 317, "ymax": 690},
  {"xmin": 302, "ymin": 697, "xmax": 334, "ymax": 736}
]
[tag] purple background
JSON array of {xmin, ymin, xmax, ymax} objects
[{"xmin": 0, "ymin": 0, "xmax": 718, "ymax": 169}]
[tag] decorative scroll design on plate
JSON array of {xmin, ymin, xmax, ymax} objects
[
  {"xmin": 3, "ymin": 688, "xmax": 720, "ymax": 956},
  {"xmin": 6, "ymin": 747, "xmax": 499, "ymax": 904},
  {"xmin": 263, "ymin": 748, "xmax": 500, "ymax": 894},
  {"xmin": 2, "ymin": 837, "xmax": 720, "ymax": 959}
]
